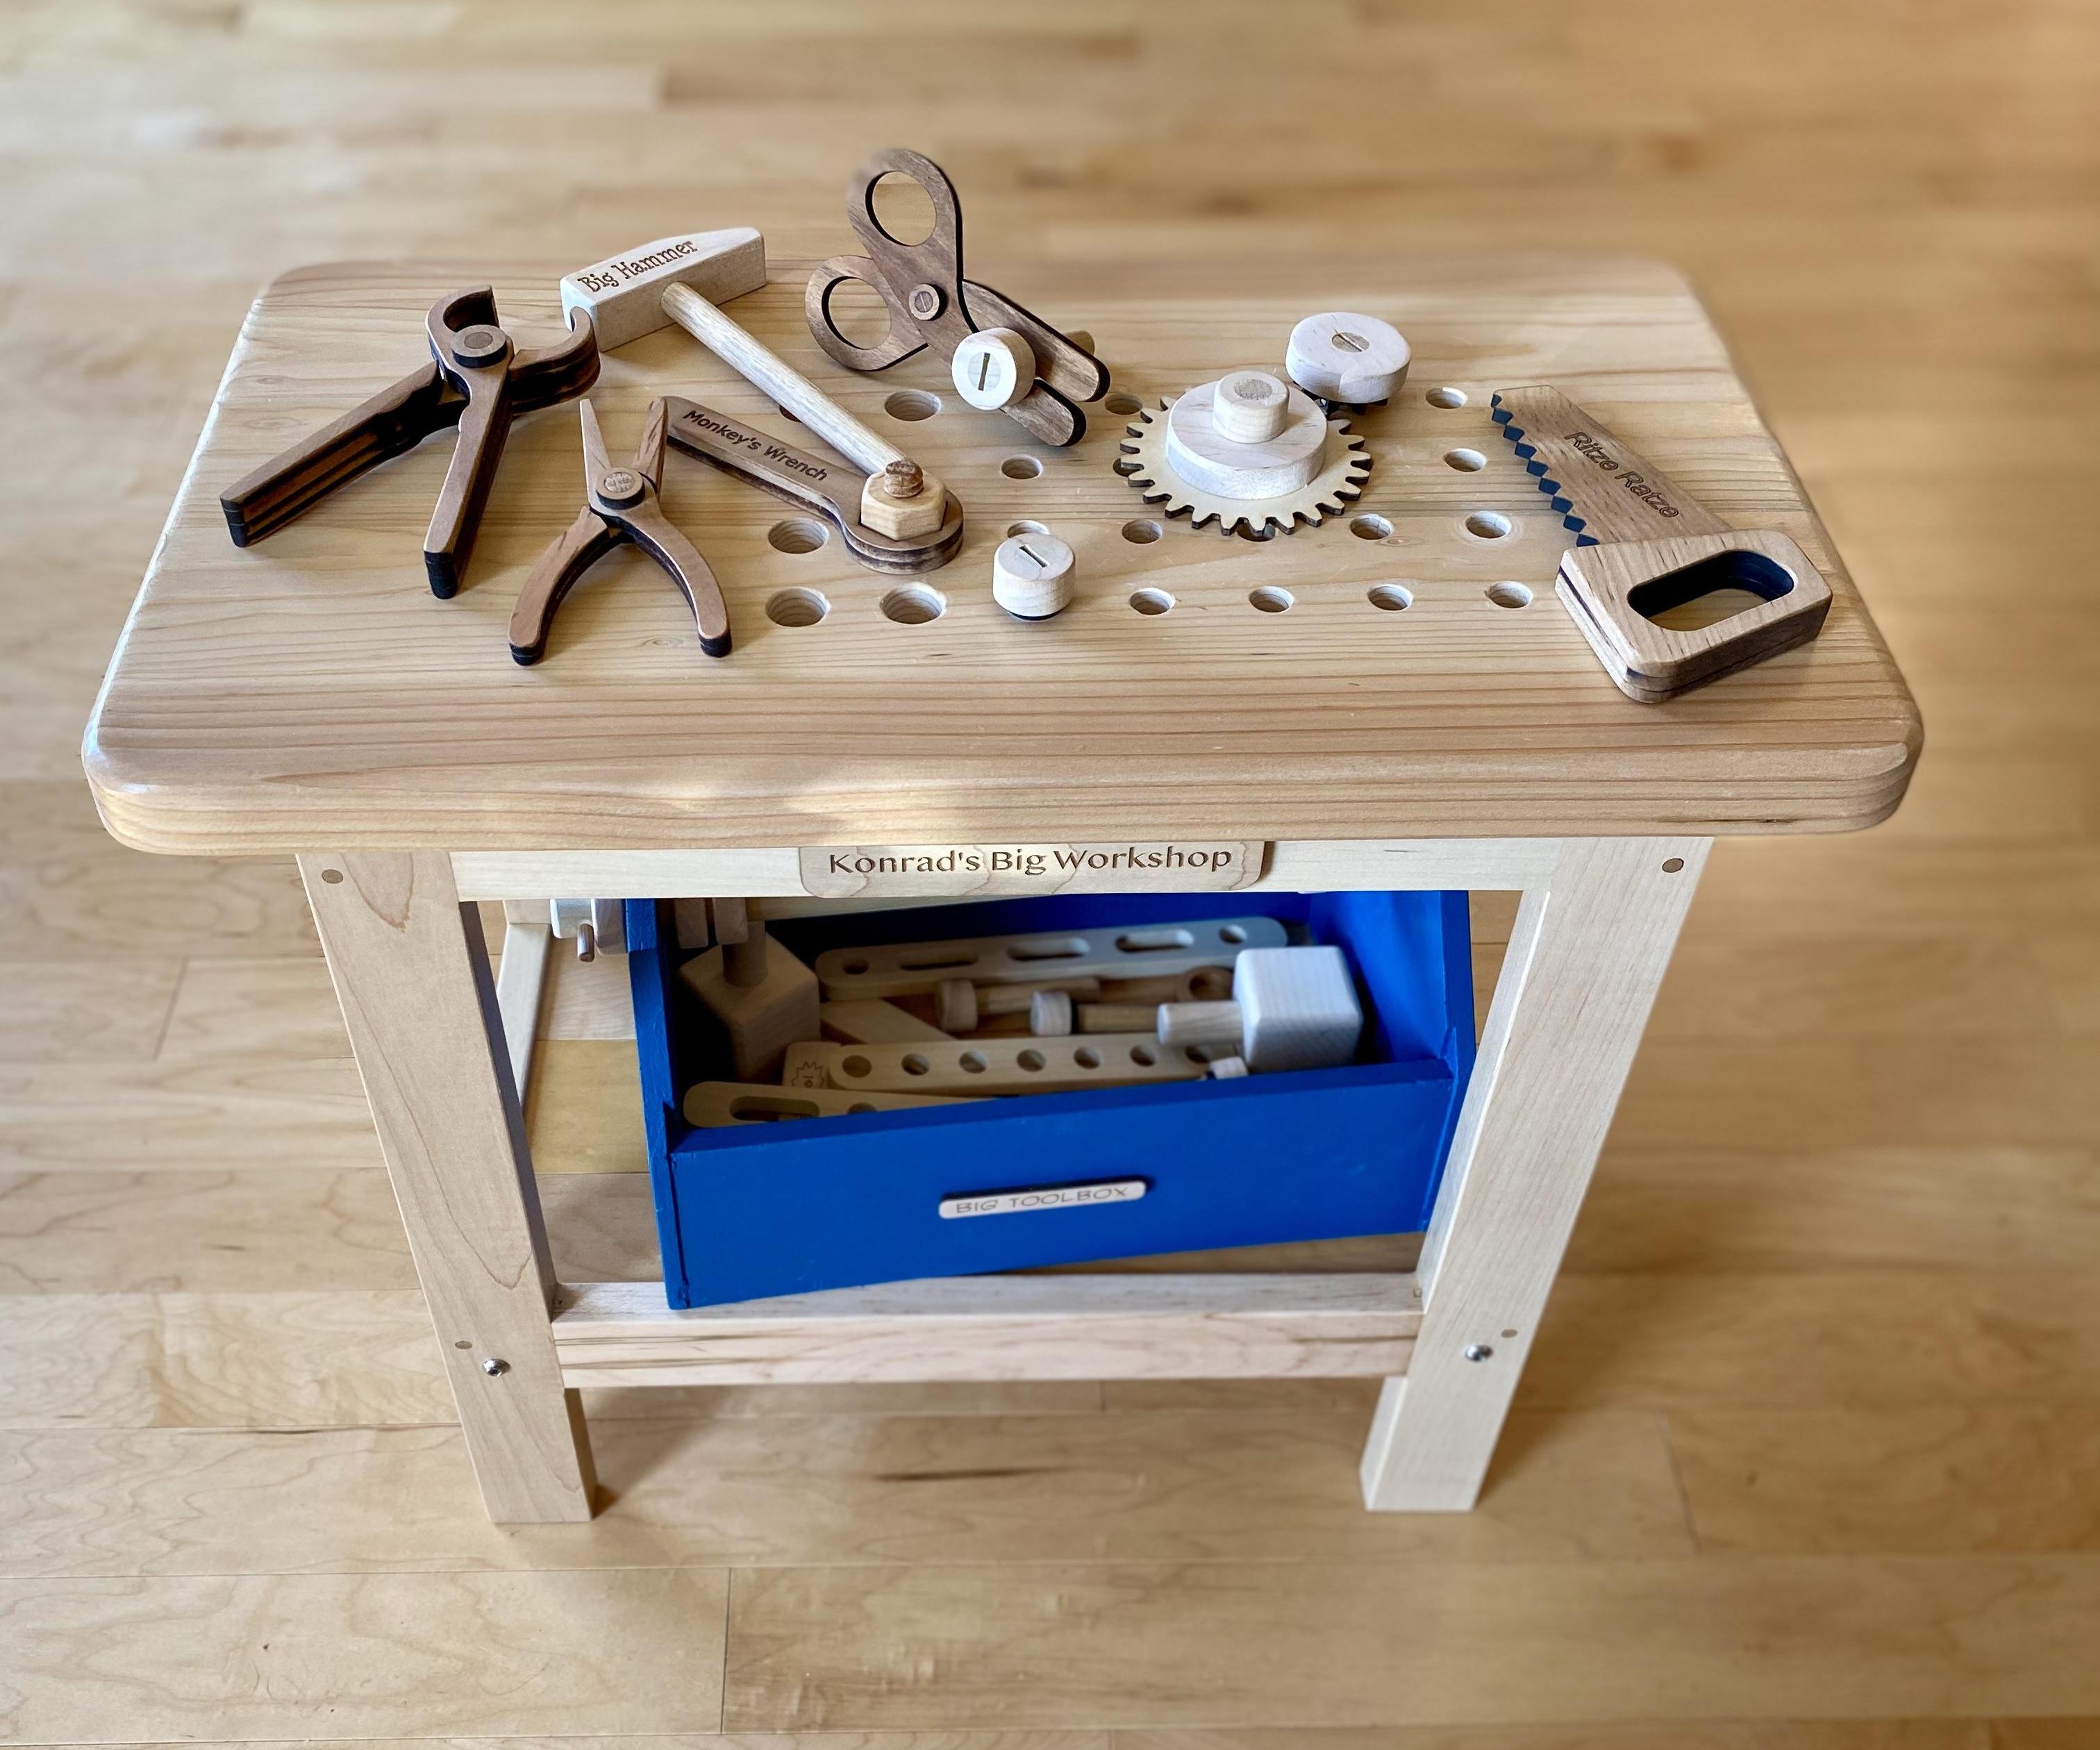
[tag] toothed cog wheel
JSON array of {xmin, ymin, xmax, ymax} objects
[{"xmin": 1115, "ymin": 374, "xmax": 1372, "ymax": 537}]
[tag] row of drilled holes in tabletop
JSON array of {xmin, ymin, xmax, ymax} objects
[
  {"xmin": 764, "ymin": 380, "xmax": 1519, "ymax": 624},
  {"xmin": 762, "ymin": 562, "xmax": 1536, "ymax": 626}
]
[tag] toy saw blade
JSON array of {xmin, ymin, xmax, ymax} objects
[{"xmin": 1490, "ymin": 387, "xmax": 1730, "ymax": 545}]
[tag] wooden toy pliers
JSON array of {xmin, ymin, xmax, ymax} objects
[
  {"xmin": 220, "ymin": 288, "xmax": 599, "ymax": 599},
  {"xmin": 805, "ymin": 147, "xmax": 1107, "ymax": 447},
  {"xmin": 508, "ymin": 397, "xmax": 731, "ymax": 667}
]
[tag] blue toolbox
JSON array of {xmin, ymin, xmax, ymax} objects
[{"xmin": 626, "ymin": 890, "xmax": 1475, "ymax": 1308}]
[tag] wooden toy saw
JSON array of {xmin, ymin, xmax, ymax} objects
[{"xmin": 1491, "ymin": 387, "xmax": 1833, "ymax": 701}]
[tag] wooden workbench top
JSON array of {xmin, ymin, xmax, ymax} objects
[{"xmin": 83, "ymin": 253, "xmax": 1919, "ymax": 855}]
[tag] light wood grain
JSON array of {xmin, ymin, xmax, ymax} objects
[
  {"xmin": 83, "ymin": 265, "xmax": 1915, "ymax": 856},
  {"xmin": 1363, "ymin": 838, "xmax": 1708, "ymax": 1509},
  {"xmin": 301, "ymin": 853, "xmax": 594, "ymax": 1520},
  {"xmin": 0, "ymin": 1407, "xmax": 1687, "ymax": 1578},
  {"xmin": 0, "ymin": 1568, "xmax": 728, "ymax": 1740},
  {"xmin": 1667, "ymin": 1404, "xmax": 2100, "ymax": 1555},
  {"xmin": 553, "ymin": 1276, "xmax": 1419, "ymax": 1388},
  {"xmin": 723, "ymin": 1556, "xmax": 2100, "ymax": 1728}
]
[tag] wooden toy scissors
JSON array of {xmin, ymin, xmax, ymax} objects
[
  {"xmin": 508, "ymin": 397, "xmax": 731, "ymax": 666},
  {"xmin": 221, "ymin": 288, "xmax": 599, "ymax": 599},
  {"xmin": 804, "ymin": 147, "xmax": 1107, "ymax": 447}
]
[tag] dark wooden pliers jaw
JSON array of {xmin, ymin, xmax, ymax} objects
[
  {"xmin": 219, "ymin": 288, "xmax": 599, "ymax": 599},
  {"xmin": 508, "ymin": 398, "xmax": 731, "ymax": 667}
]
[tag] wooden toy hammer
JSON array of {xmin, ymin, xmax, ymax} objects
[{"xmin": 560, "ymin": 228, "xmax": 951, "ymax": 542}]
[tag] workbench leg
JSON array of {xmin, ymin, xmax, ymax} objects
[
  {"xmin": 301, "ymin": 851, "xmax": 597, "ymax": 1524},
  {"xmin": 1360, "ymin": 837, "xmax": 1709, "ymax": 1510}
]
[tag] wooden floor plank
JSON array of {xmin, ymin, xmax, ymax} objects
[
  {"xmin": 1519, "ymin": 1272, "xmax": 2100, "ymax": 1410},
  {"xmin": 0, "ymin": 1568, "xmax": 728, "ymax": 1742},
  {"xmin": 724, "ymin": 1556, "xmax": 2100, "ymax": 1729},
  {"xmin": 0, "ymin": 957, "xmax": 182, "ymax": 1064},
  {"xmin": 0, "ymin": 1407, "xmax": 1687, "ymax": 1578},
  {"xmin": 1117, "ymin": 1730, "xmax": 1996, "ymax": 1750},
  {"xmin": 1566, "ymin": 1146, "xmax": 2100, "ymax": 1275},
  {"xmin": 1668, "ymin": 1405, "xmax": 2100, "ymax": 1556}
]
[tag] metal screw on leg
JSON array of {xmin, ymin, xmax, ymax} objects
[
  {"xmin": 1462, "ymin": 1343, "xmax": 1494, "ymax": 1362},
  {"xmin": 481, "ymin": 1357, "xmax": 510, "ymax": 1377}
]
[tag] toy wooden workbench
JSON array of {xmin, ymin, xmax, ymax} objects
[{"xmin": 83, "ymin": 237, "xmax": 1919, "ymax": 1524}]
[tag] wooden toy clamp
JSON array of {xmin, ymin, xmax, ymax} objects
[
  {"xmin": 221, "ymin": 288, "xmax": 599, "ymax": 598},
  {"xmin": 805, "ymin": 148, "xmax": 1109, "ymax": 447},
  {"xmin": 1492, "ymin": 387, "xmax": 1835, "ymax": 701},
  {"xmin": 508, "ymin": 398, "xmax": 730, "ymax": 665}
]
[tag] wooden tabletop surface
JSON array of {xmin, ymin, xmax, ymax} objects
[{"xmin": 84, "ymin": 252, "xmax": 1919, "ymax": 854}]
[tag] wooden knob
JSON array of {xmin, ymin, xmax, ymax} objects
[
  {"xmin": 992, "ymin": 532, "xmax": 1075, "ymax": 620},
  {"xmin": 935, "ymin": 977, "xmax": 978, "ymax": 1034},
  {"xmin": 1285, "ymin": 312, "xmax": 1410, "ymax": 406},
  {"xmin": 1212, "ymin": 369, "xmax": 1290, "ymax": 443},
  {"xmin": 951, "ymin": 327, "xmax": 1035, "ymax": 410},
  {"xmin": 1157, "ymin": 999, "xmax": 1243, "ymax": 1053},
  {"xmin": 1028, "ymin": 990, "xmax": 1074, "ymax": 1036}
]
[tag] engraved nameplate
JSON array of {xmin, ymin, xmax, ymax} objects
[
  {"xmin": 939, "ymin": 1179, "xmax": 1149, "ymax": 1219},
  {"xmin": 801, "ymin": 841, "xmax": 1263, "ymax": 899}
]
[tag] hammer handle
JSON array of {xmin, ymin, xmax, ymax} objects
[{"xmin": 661, "ymin": 283, "xmax": 906, "ymax": 479}]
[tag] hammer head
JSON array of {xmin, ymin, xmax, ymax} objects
[{"xmin": 560, "ymin": 228, "xmax": 767, "ymax": 351}]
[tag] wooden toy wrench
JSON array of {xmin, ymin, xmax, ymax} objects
[{"xmin": 1492, "ymin": 387, "xmax": 1834, "ymax": 701}]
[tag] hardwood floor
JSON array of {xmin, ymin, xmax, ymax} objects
[{"xmin": 4, "ymin": 0, "xmax": 2097, "ymax": 1740}]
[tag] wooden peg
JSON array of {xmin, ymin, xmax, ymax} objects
[
  {"xmin": 1074, "ymin": 1001, "xmax": 1157, "ymax": 1034},
  {"xmin": 1212, "ymin": 369, "xmax": 1291, "ymax": 443},
  {"xmin": 1028, "ymin": 990, "xmax": 1074, "ymax": 1036},
  {"xmin": 679, "ymin": 908, "xmax": 819, "ymax": 1082},
  {"xmin": 1099, "ymin": 967, "xmax": 1233, "ymax": 1005},
  {"xmin": 1155, "ymin": 945, "xmax": 1363, "ymax": 1073},
  {"xmin": 981, "ymin": 977, "xmax": 1101, "ymax": 1016},
  {"xmin": 935, "ymin": 976, "xmax": 979, "ymax": 1034}
]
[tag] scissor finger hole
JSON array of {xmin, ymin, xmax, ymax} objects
[
  {"xmin": 869, "ymin": 170, "xmax": 938, "ymax": 246},
  {"xmin": 822, "ymin": 277, "xmax": 892, "ymax": 350}
]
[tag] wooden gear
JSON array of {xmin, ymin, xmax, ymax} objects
[
  {"xmin": 1492, "ymin": 386, "xmax": 1835, "ymax": 701},
  {"xmin": 804, "ymin": 147, "xmax": 1108, "ymax": 447},
  {"xmin": 220, "ymin": 287, "xmax": 598, "ymax": 599},
  {"xmin": 1117, "ymin": 392, "xmax": 1371, "ymax": 538}
]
